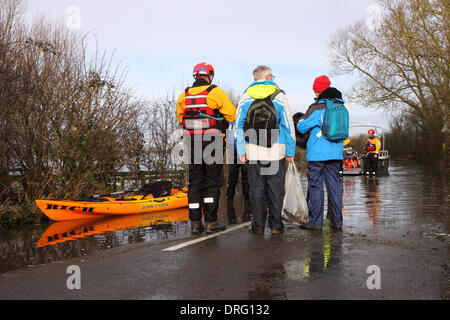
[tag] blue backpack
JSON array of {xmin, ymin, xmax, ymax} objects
[{"xmin": 320, "ymin": 98, "xmax": 349, "ymax": 141}]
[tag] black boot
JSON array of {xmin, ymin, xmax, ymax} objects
[
  {"xmin": 227, "ymin": 198, "xmax": 236, "ymax": 224},
  {"xmin": 191, "ymin": 220, "xmax": 204, "ymax": 234},
  {"xmin": 205, "ymin": 221, "xmax": 226, "ymax": 234}
]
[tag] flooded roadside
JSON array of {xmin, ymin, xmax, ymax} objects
[
  {"xmin": 0, "ymin": 210, "xmax": 190, "ymax": 273},
  {"xmin": 0, "ymin": 160, "xmax": 448, "ymax": 295},
  {"xmin": 342, "ymin": 161, "xmax": 448, "ymax": 242}
]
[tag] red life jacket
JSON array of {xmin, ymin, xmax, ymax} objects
[
  {"xmin": 344, "ymin": 158, "xmax": 360, "ymax": 168},
  {"xmin": 182, "ymin": 85, "xmax": 224, "ymax": 135},
  {"xmin": 365, "ymin": 139, "xmax": 376, "ymax": 152}
]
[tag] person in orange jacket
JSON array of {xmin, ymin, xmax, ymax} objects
[
  {"xmin": 364, "ymin": 129, "xmax": 382, "ymax": 176},
  {"xmin": 177, "ymin": 62, "xmax": 236, "ymax": 234}
]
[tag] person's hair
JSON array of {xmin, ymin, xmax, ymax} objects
[
  {"xmin": 195, "ymin": 74, "xmax": 211, "ymax": 83},
  {"xmin": 253, "ymin": 65, "xmax": 272, "ymax": 80}
]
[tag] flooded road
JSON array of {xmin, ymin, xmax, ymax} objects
[
  {"xmin": 0, "ymin": 160, "xmax": 448, "ymax": 300},
  {"xmin": 0, "ymin": 210, "xmax": 190, "ymax": 273}
]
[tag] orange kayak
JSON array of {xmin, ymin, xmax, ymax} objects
[{"xmin": 35, "ymin": 188, "xmax": 188, "ymax": 221}]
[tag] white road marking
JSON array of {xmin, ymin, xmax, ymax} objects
[{"xmin": 163, "ymin": 221, "xmax": 252, "ymax": 252}]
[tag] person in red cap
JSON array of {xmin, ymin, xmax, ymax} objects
[
  {"xmin": 296, "ymin": 75, "xmax": 344, "ymax": 230},
  {"xmin": 364, "ymin": 129, "xmax": 382, "ymax": 176}
]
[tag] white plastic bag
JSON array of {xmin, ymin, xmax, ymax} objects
[{"xmin": 282, "ymin": 162, "xmax": 308, "ymax": 225}]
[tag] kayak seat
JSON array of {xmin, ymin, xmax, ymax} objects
[
  {"xmin": 115, "ymin": 198, "xmax": 138, "ymax": 201},
  {"xmin": 72, "ymin": 197, "xmax": 109, "ymax": 202},
  {"xmin": 139, "ymin": 180, "xmax": 173, "ymax": 199}
]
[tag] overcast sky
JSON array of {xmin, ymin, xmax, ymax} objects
[{"xmin": 26, "ymin": 0, "xmax": 389, "ymax": 134}]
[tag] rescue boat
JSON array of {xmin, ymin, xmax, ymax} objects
[
  {"xmin": 35, "ymin": 188, "xmax": 188, "ymax": 221},
  {"xmin": 342, "ymin": 146, "xmax": 362, "ymax": 175},
  {"xmin": 344, "ymin": 122, "xmax": 390, "ymax": 176}
]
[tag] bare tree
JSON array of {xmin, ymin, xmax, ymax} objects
[
  {"xmin": 329, "ymin": 0, "xmax": 449, "ymax": 163},
  {"xmin": 0, "ymin": 0, "xmax": 145, "ymax": 224},
  {"xmin": 140, "ymin": 90, "xmax": 184, "ymax": 185}
]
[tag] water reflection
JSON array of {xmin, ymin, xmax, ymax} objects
[
  {"xmin": 0, "ymin": 209, "xmax": 189, "ymax": 273},
  {"xmin": 363, "ymin": 178, "xmax": 381, "ymax": 226},
  {"xmin": 302, "ymin": 227, "xmax": 343, "ymax": 279},
  {"xmin": 248, "ymin": 263, "xmax": 288, "ymax": 299},
  {"xmin": 342, "ymin": 175, "xmax": 385, "ymax": 229},
  {"xmin": 37, "ymin": 208, "xmax": 189, "ymax": 247}
]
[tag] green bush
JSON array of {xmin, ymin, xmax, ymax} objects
[{"xmin": 0, "ymin": 197, "xmax": 48, "ymax": 229}]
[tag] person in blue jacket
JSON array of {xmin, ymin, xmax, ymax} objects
[
  {"xmin": 236, "ymin": 65, "xmax": 296, "ymax": 235},
  {"xmin": 296, "ymin": 75, "xmax": 344, "ymax": 230}
]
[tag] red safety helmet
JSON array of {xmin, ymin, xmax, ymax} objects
[
  {"xmin": 193, "ymin": 62, "xmax": 214, "ymax": 80},
  {"xmin": 368, "ymin": 129, "xmax": 376, "ymax": 134}
]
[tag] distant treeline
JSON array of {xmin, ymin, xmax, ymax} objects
[
  {"xmin": 384, "ymin": 114, "xmax": 447, "ymax": 163},
  {"xmin": 329, "ymin": 0, "xmax": 448, "ymax": 167}
]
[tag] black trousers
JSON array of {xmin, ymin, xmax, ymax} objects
[
  {"xmin": 186, "ymin": 134, "xmax": 224, "ymax": 223},
  {"xmin": 247, "ymin": 159, "xmax": 286, "ymax": 233},
  {"xmin": 226, "ymin": 148, "xmax": 249, "ymax": 201},
  {"xmin": 365, "ymin": 153, "xmax": 378, "ymax": 173},
  {"xmin": 188, "ymin": 163, "xmax": 223, "ymax": 223}
]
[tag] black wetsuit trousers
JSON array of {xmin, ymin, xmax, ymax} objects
[
  {"xmin": 186, "ymin": 135, "xmax": 224, "ymax": 223},
  {"xmin": 365, "ymin": 153, "xmax": 378, "ymax": 173}
]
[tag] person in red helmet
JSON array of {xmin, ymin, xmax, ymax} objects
[
  {"xmin": 177, "ymin": 62, "xmax": 236, "ymax": 234},
  {"xmin": 364, "ymin": 129, "xmax": 382, "ymax": 176}
]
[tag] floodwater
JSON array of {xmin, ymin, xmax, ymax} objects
[
  {"xmin": 0, "ymin": 210, "xmax": 191, "ymax": 274},
  {"xmin": 0, "ymin": 160, "xmax": 448, "ymax": 277}
]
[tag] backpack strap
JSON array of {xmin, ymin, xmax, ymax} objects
[
  {"xmin": 318, "ymin": 98, "xmax": 345, "ymax": 104},
  {"xmin": 265, "ymin": 89, "xmax": 282, "ymax": 124},
  {"xmin": 186, "ymin": 85, "xmax": 216, "ymax": 94},
  {"xmin": 206, "ymin": 84, "xmax": 217, "ymax": 93},
  {"xmin": 268, "ymin": 88, "xmax": 282, "ymax": 101}
]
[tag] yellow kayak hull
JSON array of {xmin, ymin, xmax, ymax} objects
[{"xmin": 35, "ymin": 188, "xmax": 188, "ymax": 221}]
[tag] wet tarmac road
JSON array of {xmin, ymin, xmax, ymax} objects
[{"xmin": 0, "ymin": 161, "xmax": 448, "ymax": 300}]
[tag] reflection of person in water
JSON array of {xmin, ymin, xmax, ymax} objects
[
  {"xmin": 303, "ymin": 227, "xmax": 343, "ymax": 281},
  {"xmin": 365, "ymin": 179, "xmax": 381, "ymax": 226}
]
